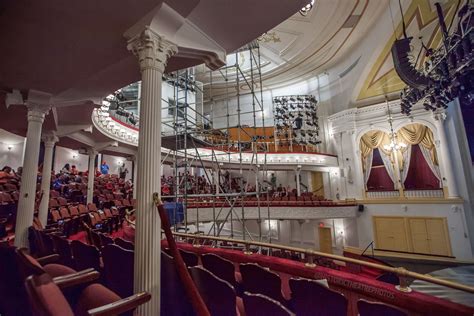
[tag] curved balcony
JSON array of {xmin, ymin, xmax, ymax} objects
[{"xmin": 93, "ymin": 91, "xmax": 338, "ymax": 169}]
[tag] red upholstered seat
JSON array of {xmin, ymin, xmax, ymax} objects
[
  {"xmin": 59, "ymin": 207, "xmax": 71, "ymax": 219},
  {"xmin": 25, "ymin": 272, "xmax": 151, "ymax": 316},
  {"xmin": 115, "ymin": 237, "xmax": 134, "ymax": 251},
  {"xmin": 161, "ymin": 251, "xmax": 194, "ymax": 315},
  {"xmin": 102, "ymin": 244, "xmax": 134, "ymax": 298},
  {"xmin": 189, "ymin": 266, "xmax": 242, "ymax": 315},
  {"xmin": 357, "ymin": 299, "xmax": 407, "ymax": 316},
  {"xmin": 49, "ymin": 198, "xmax": 60, "ymax": 209},
  {"xmin": 289, "ymin": 277, "xmax": 347, "ymax": 316},
  {"xmin": 71, "ymin": 240, "xmax": 102, "ymax": 272},
  {"xmin": 74, "ymin": 283, "xmax": 121, "ymax": 316},
  {"xmin": 77, "ymin": 204, "xmax": 88, "ymax": 215},
  {"xmin": 99, "ymin": 232, "xmax": 114, "ymax": 247},
  {"xmin": 25, "ymin": 273, "xmax": 74, "ymax": 316},
  {"xmin": 239, "ymin": 263, "xmax": 289, "ymax": 307},
  {"xmin": 179, "ymin": 248, "xmax": 199, "ymax": 267},
  {"xmin": 51, "ymin": 235, "xmax": 75, "ymax": 268},
  {"xmin": 202, "ymin": 253, "xmax": 241, "ymax": 290},
  {"xmin": 57, "ymin": 197, "xmax": 68, "ymax": 207},
  {"xmin": 243, "ymin": 291, "xmax": 294, "ymax": 316},
  {"xmin": 87, "ymin": 203, "xmax": 98, "ymax": 212}
]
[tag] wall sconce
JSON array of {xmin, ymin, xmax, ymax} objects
[
  {"xmin": 7, "ymin": 145, "xmax": 12, "ymax": 151},
  {"xmin": 72, "ymin": 154, "xmax": 77, "ymax": 160},
  {"xmin": 117, "ymin": 160, "xmax": 123, "ymax": 165}
]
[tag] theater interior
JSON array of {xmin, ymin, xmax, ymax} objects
[{"xmin": 0, "ymin": 0, "xmax": 474, "ymax": 315}]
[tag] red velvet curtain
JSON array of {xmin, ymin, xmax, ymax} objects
[
  {"xmin": 404, "ymin": 145, "xmax": 440, "ymax": 189},
  {"xmin": 366, "ymin": 149, "xmax": 395, "ymax": 191}
]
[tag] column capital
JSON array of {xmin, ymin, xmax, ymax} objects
[
  {"xmin": 127, "ymin": 27, "xmax": 178, "ymax": 73},
  {"xmin": 433, "ymin": 111, "xmax": 447, "ymax": 123},
  {"xmin": 87, "ymin": 149, "xmax": 98, "ymax": 157},
  {"xmin": 25, "ymin": 90, "xmax": 52, "ymax": 123},
  {"xmin": 41, "ymin": 133, "xmax": 59, "ymax": 147}
]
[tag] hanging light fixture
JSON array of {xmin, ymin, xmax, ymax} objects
[
  {"xmin": 300, "ymin": 0, "xmax": 315, "ymax": 16},
  {"xmin": 383, "ymin": 99, "xmax": 407, "ymax": 152}
]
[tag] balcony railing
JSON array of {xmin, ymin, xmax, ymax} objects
[{"xmin": 366, "ymin": 188, "xmax": 445, "ymax": 199}]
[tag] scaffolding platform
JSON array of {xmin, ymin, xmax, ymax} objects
[{"xmin": 161, "ymin": 134, "xmax": 210, "ymax": 151}]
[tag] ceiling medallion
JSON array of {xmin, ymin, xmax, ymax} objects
[{"xmin": 257, "ymin": 31, "xmax": 281, "ymax": 43}]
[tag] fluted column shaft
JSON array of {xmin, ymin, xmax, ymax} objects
[
  {"xmin": 434, "ymin": 112, "xmax": 459, "ymax": 197},
  {"xmin": 128, "ymin": 27, "xmax": 177, "ymax": 316},
  {"xmin": 38, "ymin": 135, "xmax": 58, "ymax": 226},
  {"xmin": 15, "ymin": 106, "xmax": 50, "ymax": 248},
  {"xmin": 87, "ymin": 151, "xmax": 97, "ymax": 204},
  {"xmin": 133, "ymin": 157, "xmax": 138, "ymax": 199},
  {"xmin": 295, "ymin": 168, "xmax": 301, "ymax": 196}
]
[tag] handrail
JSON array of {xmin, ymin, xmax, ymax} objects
[{"xmin": 170, "ymin": 231, "xmax": 474, "ymax": 294}]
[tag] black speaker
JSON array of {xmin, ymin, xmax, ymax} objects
[
  {"xmin": 358, "ymin": 204, "xmax": 364, "ymax": 212},
  {"xmin": 391, "ymin": 38, "xmax": 431, "ymax": 89}
]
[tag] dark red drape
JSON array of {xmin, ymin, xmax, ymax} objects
[
  {"xmin": 366, "ymin": 149, "xmax": 395, "ymax": 191},
  {"xmin": 404, "ymin": 144, "xmax": 440, "ymax": 189}
]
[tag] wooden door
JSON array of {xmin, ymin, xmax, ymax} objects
[
  {"xmin": 373, "ymin": 217, "xmax": 409, "ymax": 252},
  {"xmin": 408, "ymin": 218, "xmax": 430, "ymax": 254},
  {"xmin": 318, "ymin": 227, "xmax": 333, "ymax": 254},
  {"xmin": 426, "ymin": 218, "xmax": 451, "ymax": 256}
]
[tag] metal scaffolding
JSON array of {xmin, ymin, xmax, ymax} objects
[{"xmin": 163, "ymin": 42, "xmax": 274, "ymax": 243}]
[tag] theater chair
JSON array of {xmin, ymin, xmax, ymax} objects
[
  {"xmin": 289, "ymin": 277, "xmax": 347, "ymax": 316},
  {"xmin": 102, "ymin": 244, "xmax": 134, "ymax": 298},
  {"xmin": 161, "ymin": 251, "xmax": 194, "ymax": 316},
  {"xmin": 201, "ymin": 253, "xmax": 242, "ymax": 291},
  {"xmin": 0, "ymin": 246, "xmax": 96, "ymax": 316},
  {"xmin": 70, "ymin": 240, "xmax": 102, "ymax": 273},
  {"xmin": 25, "ymin": 273, "xmax": 151, "ymax": 316},
  {"xmin": 114, "ymin": 237, "xmax": 134, "ymax": 251},
  {"xmin": 179, "ymin": 248, "xmax": 199, "ymax": 267},
  {"xmin": 50, "ymin": 235, "xmax": 75, "ymax": 269},
  {"xmin": 357, "ymin": 299, "xmax": 407, "ymax": 316},
  {"xmin": 239, "ymin": 263, "xmax": 289, "ymax": 307},
  {"xmin": 243, "ymin": 292, "xmax": 294, "ymax": 316},
  {"xmin": 189, "ymin": 266, "xmax": 244, "ymax": 315},
  {"xmin": 99, "ymin": 232, "xmax": 114, "ymax": 247}
]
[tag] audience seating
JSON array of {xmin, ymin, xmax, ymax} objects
[
  {"xmin": 99, "ymin": 232, "xmax": 114, "ymax": 247},
  {"xmin": 201, "ymin": 253, "xmax": 241, "ymax": 290},
  {"xmin": 71, "ymin": 240, "xmax": 102, "ymax": 272},
  {"xmin": 0, "ymin": 246, "xmax": 98, "ymax": 316},
  {"xmin": 243, "ymin": 291, "xmax": 294, "ymax": 316},
  {"xmin": 289, "ymin": 277, "xmax": 347, "ymax": 316},
  {"xmin": 102, "ymin": 244, "xmax": 134, "ymax": 298},
  {"xmin": 179, "ymin": 248, "xmax": 199, "ymax": 267},
  {"xmin": 115, "ymin": 237, "xmax": 134, "ymax": 251},
  {"xmin": 189, "ymin": 266, "xmax": 243, "ymax": 315},
  {"xmin": 357, "ymin": 299, "xmax": 407, "ymax": 316},
  {"xmin": 24, "ymin": 272, "xmax": 151, "ymax": 316},
  {"xmin": 161, "ymin": 251, "xmax": 194, "ymax": 316},
  {"xmin": 50, "ymin": 235, "xmax": 75, "ymax": 268},
  {"xmin": 239, "ymin": 263, "xmax": 289, "ymax": 307}
]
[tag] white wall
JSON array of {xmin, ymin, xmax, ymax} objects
[
  {"xmin": 357, "ymin": 203, "xmax": 472, "ymax": 260},
  {"xmin": 54, "ymin": 146, "xmax": 88, "ymax": 174},
  {"xmin": 0, "ymin": 139, "xmax": 25, "ymax": 171}
]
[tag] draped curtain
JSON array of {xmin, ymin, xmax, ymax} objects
[
  {"xmin": 397, "ymin": 124, "xmax": 441, "ymax": 186},
  {"xmin": 360, "ymin": 131, "xmax": 396, "ymax": 189}
]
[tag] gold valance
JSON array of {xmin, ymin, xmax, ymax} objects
[{"xmin": 397, "ymin": 123, "xmax": 438, "ymax": 165}]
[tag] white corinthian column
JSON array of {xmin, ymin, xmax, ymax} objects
[
  {"xmin": 38, "ymin": 133, "xmax": 58, "ymax": 226},
  {"xmin": 127, "ymin": 27, "xmax": 177, "ymax": 315},
  {"xmin": 15, "ymin": 102, "xmax": 51, "ymax": 248}
]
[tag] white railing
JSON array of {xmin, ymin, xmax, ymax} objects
[
  {"xmin": 366, "ymin": 190, "xmax": 400, "ymax": 199},
  {"xmin": 404, "ymin": 189, "xmax": 444, "ymax": 198}
]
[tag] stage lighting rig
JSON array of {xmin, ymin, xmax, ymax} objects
[{"xmin": 395, "ymin": 3, "xmax": 474, "ymax": 116}]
